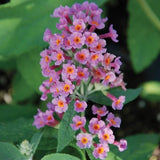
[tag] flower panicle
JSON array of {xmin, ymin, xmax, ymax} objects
[{"xmin": 33, "ymin": 1, "xmax": 127, "ymax": 159}]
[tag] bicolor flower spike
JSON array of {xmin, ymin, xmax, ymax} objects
[{"xmin": 34, "ymin": 1, "xmax": 128, "ymax": 159}]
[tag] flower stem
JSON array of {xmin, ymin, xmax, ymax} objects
[{"xmin": 137, "ymin": 0, "xmax": 160, "ymax": 31}]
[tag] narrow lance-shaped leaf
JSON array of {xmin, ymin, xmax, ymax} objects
[
  {"xmin": 88, "ymin": 88, "xmax": 142, "ymax": 106},
  {"xmin": 57, "ymin": 100, "xmax": 77, "ymax": 152},
  {"xmin": 31, "ymin": 131, "xmax": 44, "ymax": 155}
]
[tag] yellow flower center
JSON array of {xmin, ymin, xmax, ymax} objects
[
  {"xmin": 91, "ymin": 54, "xmax": 98, "ymax": 60},
  {"xmin": 76, "ymin": 121, "xmax": 82, "ymax": 126},
  {"xmin": 110, "ymin": 119, "xmax": 116, "ymax": 125},
  {"xmin": 78, "ymin": 53, "xmax": 85, "ymax": 60},
  {"xmin": 93, "ymin": 124, "xmax": 100, "ymax": 130},
  {"xmin": 49, "ymin": 77, "xmax": 53, "ymax": 83},
  {"xmin": 57, "ymin": 53, "xmax": 62, "ymax": 60},
  {"xmin": 56, "ymin": 39, "xmax": 61, "ymax": 45},
  {"xmin": 103, "ymin": 133, "xmax": 109, "ymax": 140},
  {"xmin": 74, "ymin": 37, "xmax": 81, "ymax": 44},
  {"xmin": 47, "ymin": 115, "xmax": 52, "ymax": 121},
  {"xmin": 75, "ymin": 24, "xmax": 82, "ymax": 31},
  {"xmin": 97, "ymin": 147, "xmax": 104, "ymax": 154},
  {"xmin": 45, "ymin": 56, "xmax": 49, "ymax": 62},
  {"xmin": 87, "ymin": 36, "xmax": 94, "ymax": 43},
  {"xmin": 67, "ymin": 40, "xmax": 70, "ymax": 45},
  {"xmin": 76, "ymin": 102, "xmax": 82, "ymax": 108},
  {"xmin": 64, "ymin": 84, "xmax": 70, "ymax": 92},
  {"xmin": 81, "ymin": 137, "xmax": 88, "ymax": 144},
  {"xmin": 67, "ymin": 67, "xmax": 74, "ymax": 74},
  {"xmin": 97, "ymin": 110, "xmax": 103, "ymax": 114},
  {"xmin": 116, "ymin": 99, "xmax": 121, "ymax": 105},
  {"xmin": 96, "ymin": 43, "xmax": 102, "ymax": 50},
  {"xmin": 58, "ymin": 100, "xmax": 64, "ymax": 107},
  {"xmin": 105, "ymin": 75, "xmax": 110, "ymax": 81},
  {"xmin": 92, "ymin": 21, "xmax": 98, "ymax": 26},
  {"xmin": 105, "ymin": 58, "xmax": 111, "ymax": 65},
  {"xmin": 78, "ymin": 72, "xmax": 84, "ymax": 77}
]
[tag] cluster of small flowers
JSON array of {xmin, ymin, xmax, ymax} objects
[{"xmin": 33, "ymin": 1, "xmax": 127, "ymax": 159}]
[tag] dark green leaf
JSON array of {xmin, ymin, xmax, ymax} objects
[
  {"xmin": 0, "ymin": 118, "xmax": 37, "ymax": 143},
  {"xmin": 0, "ymin": 105, "xmax": 37, "ymax": 123},
  {"xmin": 0, "ymin": 58, "xmax": 17, "ymax": 70},
  {"xmin": 62, "ymin": 144, "xmax": 86, "ymax": 160},
  {"xmin": 128, "ymin": 0, "xmax": 160, "ymax": 72},
  {"xmin": 0, "ymin": 142, "xmax": 26, "ymax": 160},
  {"xmin": 41, "ymin": 153, "xmax": 80, "ymax": 160},
  {"xmin": 12, "ymin": 73, "xmax": 36, "ymax": 102},
  {"xmin": 57, "ymin": 101, "xmax": 77, "ymax": 152},
  {"xmin": 0, "ymin": 0, "xmax": 108, "ymax": 59},
  {"xmin": 16, "ymin": 47, "xmax": 45, "ymax": 93},
  {"xmin": 88, "ymin": 88, "xmax": 142, "ymax": 106},
  {"xmin": 38, "ymin": 127, "xmax": 58, "ymax": 151},
  {"xmin": 111, "ymin": 134, "xmax": 160, "ymax": 160}
]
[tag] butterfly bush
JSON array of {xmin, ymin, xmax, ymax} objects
[{"xmin": 33, "ymin": 1, "xmax": 127, "ymax": 159}]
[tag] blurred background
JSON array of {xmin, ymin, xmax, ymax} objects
[{"xmin": 0, "ymin": 0, "xmax": 160, "ymax": 159}]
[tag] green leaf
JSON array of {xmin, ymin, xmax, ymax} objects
[
  {"xmin": 0, "ymin": 0, "xmax": 108, "ymax": 59},
  {"xmin": 31, "ymin": 132, "xmax": 43, "ymax": 155},
  {"xmin": 0, "ymin": 58, "xmax": 17, "ymax": 70},
  {"xmin": 111, "ymin": 134, "xmax": 160, "ymax": 160},
  {"xmin": 88, "ymin": 88, "xmax": 142, "ymax": 106},
  {"xmin": 106, "ymin": 152, "xmax": 122, "ymax": 160},
  {"xmin": 141, "ymin": 81, "xmax": 160, "ymax": 102},
  {"xmin": 0, "ymin": 118, "xmax": 37, "ymax": 143},
  {"xmin": 62, "ymin": 144, "xmax": 86, "ymax": 160},
  {"xmin": 41, "ymin": 153, "xmax": 80, "ymax": 160},
  {"xmin": 12, "ymin": 73, "xmax": 36, "ymax": 102},
  {"xmin": 0, "ymin": 104, "xmax": 36, "ymax": 123},
  {"xmin": 38, "ymin": 127, "xmax": 58, "ymax": 151},
  {"xmin": 128, "ymin": 0, "xmax": 160, "ymax": 73},
  {"xmin": 16, "ymin": 47, "xmax": 45, "ymax": 93},
  {"xmin": 57, "ymin": 100, "xmax": 77, "ymax": 152},
  {"xmin": 0, "ymin": 142, "xmax": 26, "ymax": 160}
]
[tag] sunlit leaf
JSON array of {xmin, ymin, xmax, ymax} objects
[
  {"xmin": 0, "ymin": 142, "xmax": 26, "ymax": 160},
  {"xmin": 41, "ymin": 153, "xmax": 80, "ymax": 160},
  {"xmin": 141, "ymin": 81, "xmax": 160, "ymax": 102}
]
